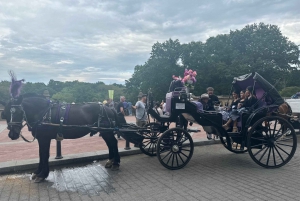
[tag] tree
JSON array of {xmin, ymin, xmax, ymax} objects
[{"xmin": 126, "ymin": 39, "xmax": 185, "ymax": 101}]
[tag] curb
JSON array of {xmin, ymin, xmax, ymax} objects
[{"xmin": 0, "ymin": 139, "xmax": 220, "ymax": 174}]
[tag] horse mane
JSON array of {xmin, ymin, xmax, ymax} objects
[{"xmin": 9, "ymin": 70, "xmax": 25, "ymax": 98}]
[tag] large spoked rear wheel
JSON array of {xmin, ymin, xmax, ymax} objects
[
  {"xmin": 247, "ymin": 116, "xmax": 297, "ymax": 168},
  {"xmin": 220, "ymin": 136, "xmax": 248, "ymax": 154},
  {"xmin": 139, "ymin": 123, "xmax": 162, "ymax": 156},
  {"xmin": 157, "ymin": 128, "xmax": 194, "ymax": 170}
]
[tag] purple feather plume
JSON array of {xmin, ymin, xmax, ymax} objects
[{"xmin": 8, "ymin": 71, "xmax": 25, "ymax": 98}]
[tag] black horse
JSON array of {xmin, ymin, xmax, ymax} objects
[{"xmin": 1, "ymin": 93, "xmax": 124, "ymax": 183}]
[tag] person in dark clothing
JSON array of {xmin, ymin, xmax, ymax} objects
[
  {"xmin": 242, "ymin": 86, "xmax": 257, "ymax": 109},
  {"xmin": 207, "ymin": 87, "xmax": 220, "ymax": 111},
  {"xmin": 206, "ymin": 87, "xmax": 219, "ymax": 138},
  {"xmin": 116, "ymin": 96, "xmax": 126, "ymax": 139}
]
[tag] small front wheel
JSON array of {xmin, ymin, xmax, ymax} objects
[
  {"xmin": 157, "ymin": 128, "xmax": 194, "ymax": 170},
  {"xmin": 139, "ymin": 123, "xmax": 162, "ymax": 156}
]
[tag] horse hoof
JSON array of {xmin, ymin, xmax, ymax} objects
[
  {"xmin": 111, "ymin": 164, "xmax": 119, "ymax": 171},
  {"xmin": 34, "ymin": 177, "xmax": 45, "ymax": 183},
  {"xmin": 105, "ymin": 159, "xmax": 113, "ymax": 168},
  {"xmin": 31, "ymin": 173, "xmax": 37, "ymax": 180}
]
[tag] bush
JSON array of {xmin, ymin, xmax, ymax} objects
[{"xmin": 279, "ymin": 86, "xmax": 300, "ymax": 97}]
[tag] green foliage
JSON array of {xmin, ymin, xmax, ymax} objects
[
  {"xmin": 279, "ymin": 86, "xmax": 300, "ymax": 97},
  {"xmin": 126, "ymin": 23, "xmax": 300, "ymax": 99},
  {"xmin": 0, "ymin": 79, "xmax": 125, "ymax": 103}
]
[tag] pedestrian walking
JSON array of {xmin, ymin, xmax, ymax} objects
[{"xmin": 132, "ymin": 93, "xmax": 148, "ymax": 127}]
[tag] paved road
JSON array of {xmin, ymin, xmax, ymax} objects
[{"xmin": 1, "ymin": 143, "xmax": 300, "ymax": 201}]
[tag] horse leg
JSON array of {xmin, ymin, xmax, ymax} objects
[
  {"xmin": 32, "ymin": 138, "xmax": 43, "ymax": 180},
  {"xmin": 35, "ymin": 138, "xmax": 51, "ymax": 183},
  {"xmin": 102, "ymin": 132, "xmax": 120, "ymax": 170}
]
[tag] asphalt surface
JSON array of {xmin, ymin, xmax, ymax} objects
[{"xmin": 1, "ymin": 143, "xmax": 300, "ymax": 201}]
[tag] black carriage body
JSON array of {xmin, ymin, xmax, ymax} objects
[{"xmin": 144, "ymin": 72, "xmax": 296, "ymax": 169}]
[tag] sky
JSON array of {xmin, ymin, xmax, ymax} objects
[{"xmin": 0, "ymin": 0, "xmax": 299, "ymax": 85}]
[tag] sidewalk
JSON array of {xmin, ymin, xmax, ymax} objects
[
  {"xmin": 0, "ymin": 116, "xmax": 209, "ymax": 164},
  {"xmin": 1, "ymin": 143, "xmax": 300, "ymax": 201}
]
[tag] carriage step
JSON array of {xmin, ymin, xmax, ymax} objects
[{"xmin": 187, "ymin": 128, "xmax": 200, "ymax": 133}]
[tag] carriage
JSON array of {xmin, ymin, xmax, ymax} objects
[
  {"xmin": 2, "ymin": 72, "xmax": 298, "ymax": 181},
  {"xmin": 123, "ymin": 72, "xmax": 298, "ymax": 170}
]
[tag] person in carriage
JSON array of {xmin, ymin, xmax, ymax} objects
[
  {"xmin": 219, "ymin": 90, "xmax": 241, "ymax": 121},
  {"xmin": 191, "ymin": 93, "xmax": 210, "ymax": 112},
  {"xmin": 222, "ymin": 86, "xmax": 258, "ymax": 132}
]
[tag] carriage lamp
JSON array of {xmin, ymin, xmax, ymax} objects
[{"xmin": 179, "ymin": 92, "xmax": 187, "ymax": 102}]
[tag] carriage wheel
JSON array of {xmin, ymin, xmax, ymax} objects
[
  {"xmin": 220, "ymin": 136, "xmax": 248, "ymax": 154},
  {"xmin": 139, "ymin": 123, "xmax": 162, "ymax": 156},
  {"xmin": 157, "ymin": 128, "xmax": 194, "ymax": 170},
  {"xmin": 247, "ymin": 116, "xmax": 297, "ymax": 168}
]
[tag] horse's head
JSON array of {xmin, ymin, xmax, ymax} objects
[{"xmin": 1, "ymin": 97, "xmax": 24, "ymax": 140}]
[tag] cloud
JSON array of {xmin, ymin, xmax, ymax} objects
[
  {"xmin": 0, "ymin": 0, "xmax": 299, "ymax": 84},
  {"xmin": 56, "ymin": 60, "xmax": 74, "ymax": 65}
]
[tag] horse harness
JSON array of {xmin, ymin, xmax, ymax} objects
[{"xmin": 9, "ymin": 100, "xmax": 114, "ymax": 143}]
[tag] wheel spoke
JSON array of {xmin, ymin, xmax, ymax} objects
[
  {"xmin": 267, "ymin": 122, "xmax": 272, "ymax": 137},
  {"xmin": 250, "ymin": 143, "xmax": 268, "ymax": 148},
  {"xmin": 179, "ymin": 152, "xmax": 189, "ymax": 158},
  {"xmin": 276, "ymin": 143, "xmax": 293, "ymax": 147},
  {"xmin": 175, "ymin": 153, "xmax": 179, "ymax": 166},
  {"xmin": 274, "ymin": 126, "xmax": 283, "ymax": 139},
  {"xmin": 143, "ymin": 141, "xmax": 151, "ymax": 148},
  {"xmin": 166, "ymin": 153, "xmax": 173, "ymax": 165},
  {"xmin": 160, "ymin": 148, "xmax": 170, "ymax": 154},
  {"xmin": 176, "ymin": 130, "xmax": 183, "ymax": 142},
  {"xmin": 161, "ymin": 151, "xmax": 172, "ymax": 160},
  {"xmin": 178, "ymin": 152, "xmax": 185, "ymax": 164},
  {"xmin": 151, "ymin": 143, "xmax": 155, "ymax": 155},
  {"xmin": 181, "ymin": 148, "xmax": 191, "ymax": 152},
  {"xmin": 258, "ymin": 147, "xmax": 269, "ymax": 162},
  {"xmin": 274, "ymin": 146, "xmax": 284, "ymax": 162},
  {"xmin": 250, "ymin": 137, "xmax": 267, "ymax": 141},
  {"xmin": 275, "ymin": 145, "xmax": 290, "ymax": 156},
  {"xmin": 147, "ymin": 142, "xmax": 153, "ymax": 153},
  {"xmin": 266, "ymin": 148, "xmax": 271, "ymax": 166},
  {"xmin": 272, "ymin": 147, "xmax": 276, "ymax": 166},
  {"xmin": 272, "ymin": 120, "xmax": 278, "ymax": 137},
  {"xmin": 171, "ymin": 153, "xmax": 175, "ymax": 167},
  {"xmin": 253, "ymin": 146, "xmax": 267, "ymax": 157},
  {"xmin": 179, "ymin": 136, "xmax": 189, "ymax": 144},
  {"xmin": 277, "ymin": 137, "xmax": 294, "ymax": 142}
]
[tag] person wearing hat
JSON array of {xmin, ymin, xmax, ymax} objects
[
  {"xmin": 132, "ymin": 93, "xmax": 148, "ymax": 127},
  {"xmin": 198, "ymin": 93, "xmax": 213, "ymax": 139},
  {"xmin": 206, "ymin": 87, "xmax": 220, "ymax": 111},
  {"xmin": 199, "ymin": 93, "xmax": 210, "ymax": 111},
  {"xmin": 43, "ymin": 89, "xmax": 50, "ymax": 100}
]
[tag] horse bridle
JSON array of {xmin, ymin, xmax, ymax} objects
[{"xmin": 8, "ymin": 101, "xmax": 36, "ymax": 143}]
